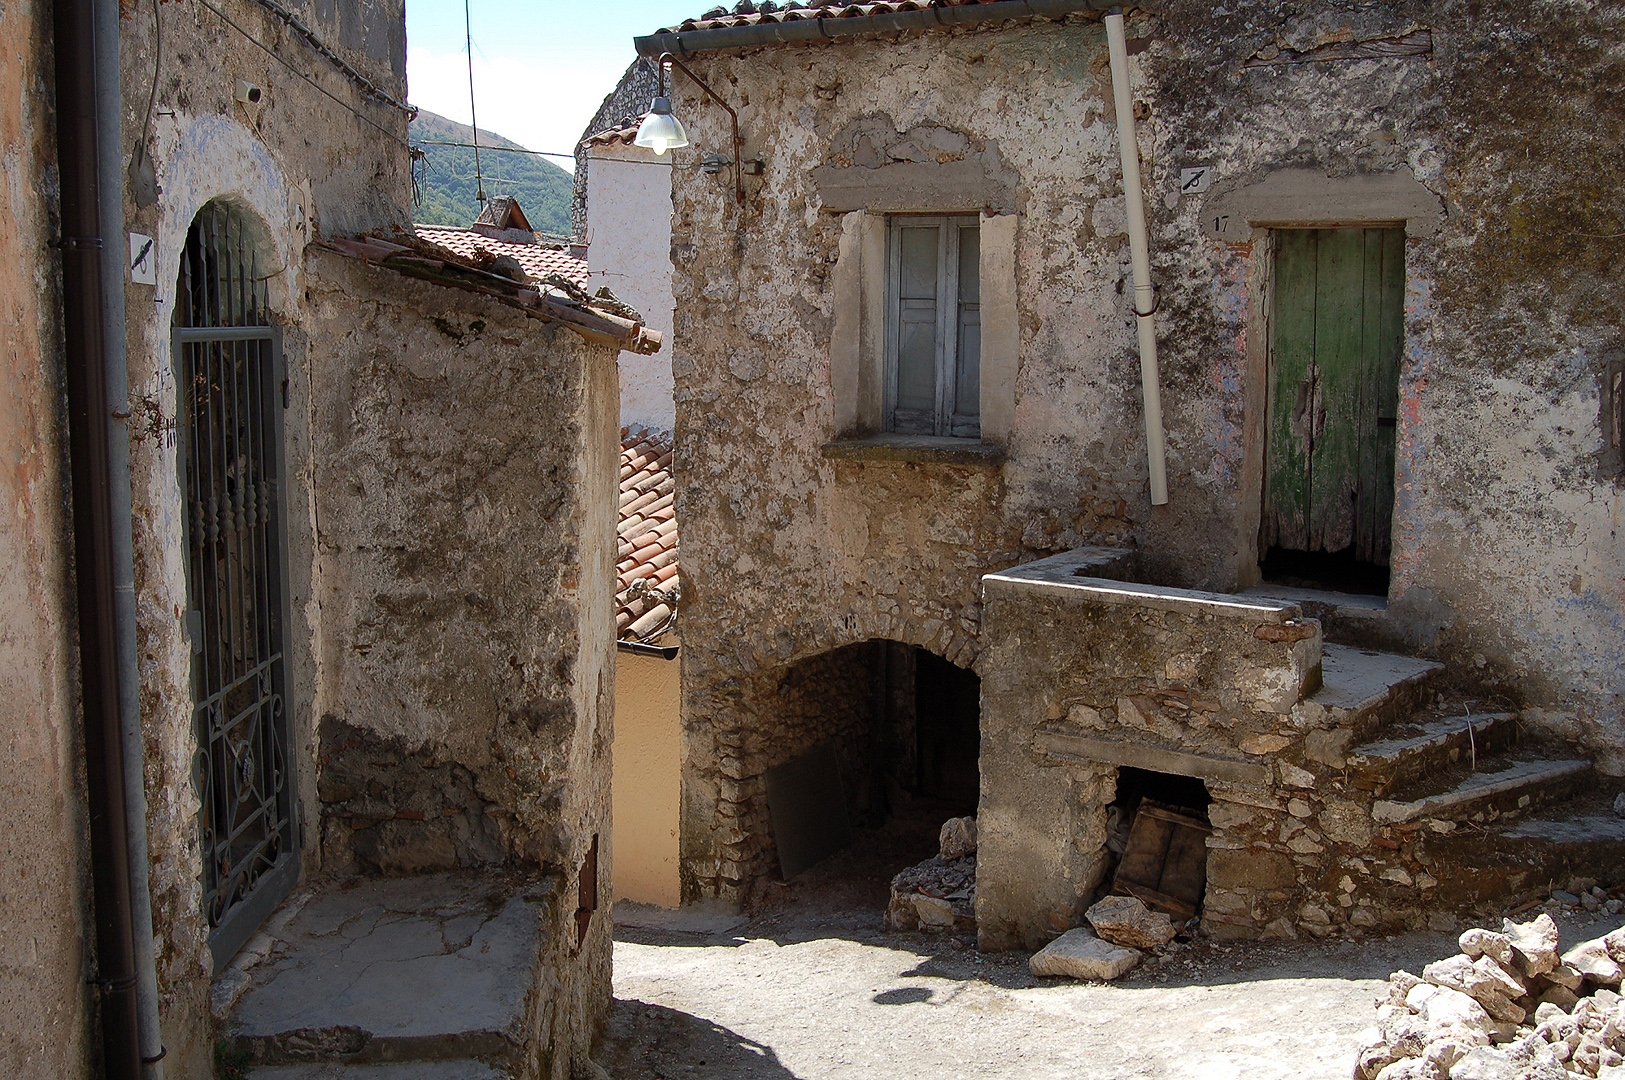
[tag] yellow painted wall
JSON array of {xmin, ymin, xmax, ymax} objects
[{"xmin": 611, "ymin": 638, "xmax": 681, "ymax": 906}]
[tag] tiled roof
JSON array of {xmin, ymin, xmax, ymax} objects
[
  {"xmin": 582, "ymin": 121, "xmax": 640, "ymax": 150},
  {"xmin": 617, "ymin": 427, "xmax": 679, "ymax": 641},
  {"xmin": 656, "ymin": 0, "xmax": 1033, "ymax": 34},
  {"xmin": 414, "ymin": 226, "xmax": 589, "ymax": 288}
]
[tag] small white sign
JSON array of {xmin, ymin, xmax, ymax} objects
[
  {"xmin": 1179, "ymin": 167, "xmax": 1214, "ymax": 196},
  {"xmin": 129, "ymin": 233, "xmax": 156, "ymax": 285}
]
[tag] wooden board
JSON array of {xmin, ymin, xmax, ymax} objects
[
  {"xmin": 1111, "ymin": 799, "xmax": 1212, "ymax": 918},
  {"xmin": 764, "ymin": 743, "xmax": 854, "ymax": 880}
]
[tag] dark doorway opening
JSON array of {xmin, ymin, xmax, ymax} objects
[
  {"xmin": 1103, "ymin": 768, "xmax": 1212, "ymax": 920},
  {"xmin": 1259, "ymin": 544, "xmax": 1390, "ymax": 596},
  {"xmin": 913, "ymin": 649, "xmax": 981, "ymax": 817}
]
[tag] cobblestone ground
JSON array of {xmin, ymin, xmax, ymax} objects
[{"xmin": 594, "ymin": 803, "xmax": 1476, "ymax": 1080}]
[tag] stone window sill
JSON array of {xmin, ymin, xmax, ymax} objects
[{"xmin": 821, "ymin": 434, "xmax": 1006, "ymax": 467}]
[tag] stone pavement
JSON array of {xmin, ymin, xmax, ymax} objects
[{"xmin": 219, "ymin": 872, "xmax": 559, "ymax": 1078}]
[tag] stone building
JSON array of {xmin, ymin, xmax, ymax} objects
[
  {"xmin": 1, "ymin": 0, "xmax": 661, "ymax": 1075},
  {"xmin": 631, "ymin": 1, "xmax": 1625, "ymax": 946}
]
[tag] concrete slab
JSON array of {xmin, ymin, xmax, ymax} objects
[
  {"xmin": 229, "ymin": 873, "xmax": 554, "ymax": 1066},
  {"xmin": 1505, "ymin": 814, "xmax": 1625, "ymax": 844},
  {"xmin": 1311, "ymin": 643, "xmax": 1441, "ymax": 713},
  {"xmin": 250, "ymin": 1062, "xmax": 506, "ymax": 1080},
  {"xmin": 985, "ymin": 552, "xmax": 1297, "ymax": 622}
]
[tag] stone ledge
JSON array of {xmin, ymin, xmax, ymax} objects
[
  {"xmin": 1037, "ymin": 730, "xmax": 1272, "ymax": 786},
  {"xmin": 984, "ymin": 556, "xmax": 1303, "ymax": 624},
  {"xmin": 821, "ymin": 434, "xmax": 1007, "ymax": 467}
]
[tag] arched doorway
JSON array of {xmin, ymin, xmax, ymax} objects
[
  {"xmin": 761, "ymin": 639, "xmax": 981, "ymax": 893},
  {"xmin": 174, "ymin": 199, "xmax": 299, "ymax": 971}
]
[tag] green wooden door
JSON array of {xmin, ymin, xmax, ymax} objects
[{"xmin": 1263, "ymin": 227, "xmax": 1404, "ymax": 565}]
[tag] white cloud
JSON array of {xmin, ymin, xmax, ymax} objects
[{"xmin": 408, "ymin": 46, "xmax": 635, "ymax": 172}]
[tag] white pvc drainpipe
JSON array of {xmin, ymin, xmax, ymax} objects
[{"xmin": 1105, "ymin": 9, "xmax": 1170, "ymax": 506}]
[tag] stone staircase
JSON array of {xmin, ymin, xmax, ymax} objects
[{"xmin": 1254, "ymin": 587, "xmax": 1625, "ymax": 917}]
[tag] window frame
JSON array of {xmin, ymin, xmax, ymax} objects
[{"xmin": 882, "ymin": 214, "xmax": 981, "ymax": 439}]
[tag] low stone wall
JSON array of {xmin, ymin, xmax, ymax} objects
[{"xmin": 979, "ymin": 548, "xmax": 1327, "ymax": 949}]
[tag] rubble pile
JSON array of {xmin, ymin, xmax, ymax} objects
[
  {"xmin": 1357, "ymin": 913, "xmax": 1625, "ymax": 1080},
  {"xmin": 886, "ymin": 817, "xmax": 977, "ymax": 934}
]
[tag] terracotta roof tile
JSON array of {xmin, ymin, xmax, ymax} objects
[
  {"xmin": 413, "ymin": 226, "xmax": 589, "ymax": 288},
  {"xmin": 655, "ymin": 0, "xmax": 1031, "ymax": 35},
  {"xmin": 616, "ymin": 426, "xmax": 680, "ymax": 641}
]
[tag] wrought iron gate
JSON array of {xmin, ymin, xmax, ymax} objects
[{"xmin": 175, "ymin": 201, "xmax": 299, "ymax": 971}]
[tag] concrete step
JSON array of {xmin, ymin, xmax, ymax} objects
[
  {"xmin": 225, "ymin": 872, "xmax": 555, "ymax": 1074},
  {"xmin": 1241, "ymin": 584, "xmax": 1399, "ymax": 650},
  {"xmin": 1345, "ymin": 711, "xmax": 1521, "ymax": 796},
  {"xmin": 1371, "ymin": 755, "xmax": 1594, "ymax": 825},
  {"xmin": 1305, "ymin": 643, "xmax": 1444, "ymax": 740},
  {"xmin": 249, "ymin": 1063, "xmax": 508, "ymax": 1079},
  {"xmin": 1421, "ymin": 793, "xmax": 1625, "ymax": 910}
]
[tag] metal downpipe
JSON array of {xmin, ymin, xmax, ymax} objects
[
  {"xmin": 54, "ymin": 0, "xmax": 143, "ymax": 1072},
  {"xmin": 92, "ymin": 0, "xmax": 167, "ymax": 1071},
  {"xmin": 1105, "ymin": 9, "xmax": 1169, "ymax": 506}
]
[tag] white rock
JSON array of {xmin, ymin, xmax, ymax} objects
[
  {"xmin": 1460, "ymin": 929, "xmax": 1515, "ymax": 966},
  {"xmin": 1374, "ymin": 1058, "xmax": 1434, "ymax": 1080},
  {"xmin": 1426, "ymin": 987, "xmax": 1495, "ymax": 1035},
  {"xmin": 912, "ymin": 894, "xmax": 957, "ymax": 929},
  {"xmin": 1408, "ymin": 983, "xmax": 1442, "ymax": 1013},
  {"xmin": 1502, "ymin": 913, "xmax": 1561, "ymax": 977},
  {"xmin": 1563, "ymin": 938, "xmax": 1625, "ymax": 987},
  {"xmin": 1029, "ymin": 928, "xmax": 1141, "ymax": 981},
  {"xmin": 1085, "ymin": 895, "xmax": 1177, "ymax": 949}
]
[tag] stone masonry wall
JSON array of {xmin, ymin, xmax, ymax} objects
[
  {"xmin": 0, "ymin": 0, "xmax": 97, "ymax": 1073},
  {"xmin": 303, "ymin": 250, "xmax": 617, "ymax": 1073},
  {"xmin": 978, "ymin": 553, "xmax": 1465, "ymax": 951},
  {"xmin": 665, "ymin": 1, "xmax": 1623, "ymax": 913},
  {"xmin": 118, "ymin": 0, "xmax": 415, "ymax": 1071}
]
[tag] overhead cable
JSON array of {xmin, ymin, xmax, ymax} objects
[
  {"xmin": 244, "ymin": 0, "xmax": 416, "ymax": 117},
  {"xmin": 194, "ymin": 0, "xmax": 410, "ymax": 150}
]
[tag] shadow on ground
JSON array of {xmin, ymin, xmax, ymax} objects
[{"xmin": 595, "ymin": 1000, "xmax": 804, "ymax": 1080}]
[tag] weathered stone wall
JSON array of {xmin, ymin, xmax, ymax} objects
[
  {"xmin": 113, "ymin": 0, "xmax": 444, "ymax": 1072},
  {"xmin": 666, "ymin": 3, "xmax": 1624, "ymax": 902},
  {"xmin": 0, "ymin": 1, "xmax": 96, "ymax": 1074},
  {"xmin": 303, "ymin": 250, "xmax": 616, "ymax": 1073}
]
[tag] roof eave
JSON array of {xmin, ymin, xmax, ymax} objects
[{"xmin": 634, "ymin": 0, "xmax": 1133, "ymax": 58}]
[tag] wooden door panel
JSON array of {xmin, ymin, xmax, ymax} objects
[
  {"xmin": 1263, "ymin": 230, "xmax": 1319, "ymax": 551},
  {"xmin": 1307, "ymin": 228, "xmax": 1367, "ymax": 553},
  {"xmin": 1358, "ymin": 228, "xmax": 1404, "ymax": 564}
]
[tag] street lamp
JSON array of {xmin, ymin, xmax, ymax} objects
[{"xmin": 634, "ymin": 52, "xmax": 754, "ymax": 206}]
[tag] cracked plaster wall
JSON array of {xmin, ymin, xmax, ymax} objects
[{"xmin": 666, "ymin": 2, "xmax": 1624, "ymax": 902}]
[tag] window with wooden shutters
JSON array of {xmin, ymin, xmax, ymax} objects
[{"xmin": 885, "ymin": 216, "xmax": 981, "ymax": 438}]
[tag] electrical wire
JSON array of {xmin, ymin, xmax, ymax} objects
[
  {"xmin": 415, "ymin": 139, "xmax": 681, "ymax": 168},
  {"xmin": 245, "ymin": 0, "xmax": 415, "ymax": 116},
  {"xmin": 194, "ymin": 0, "xmax": 411, "ymax": 150}
]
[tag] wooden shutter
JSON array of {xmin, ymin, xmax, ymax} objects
[{"xmin": 886, "ymin": 215, "xmax": 981, "ymax": 438}]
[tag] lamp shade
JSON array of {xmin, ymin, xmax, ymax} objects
[{"xmin": 634, "ymin": 96, "xmax": 689, "ymax": 156}]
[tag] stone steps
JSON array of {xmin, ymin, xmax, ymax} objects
[
  {"xmin": 224, "ymin": 873, "xmax": 557, "ymax": 1079},
  {"xmin": 1305, "ymin": 643, "xmax": 1444, "ymax": 742},
  {"xmin": 1420, "ymin": 797, "xmax": 1625, "ymax": 909},
  {"xmin": 1345, "ymin": 711, "xmax": 1521, "ymax": 796},
  {"xmin": 1371, "ymin": 755, "xmax": 1593, "ymax": 825}
]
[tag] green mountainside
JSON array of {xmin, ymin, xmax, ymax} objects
[{"xmin": 409, "ymin": 109, "xmax": 573, "ymax": 233}]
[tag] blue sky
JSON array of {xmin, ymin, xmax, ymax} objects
[{"xmin": 405, "ymin": 1, "xmax": 702, "ymax": 170}]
